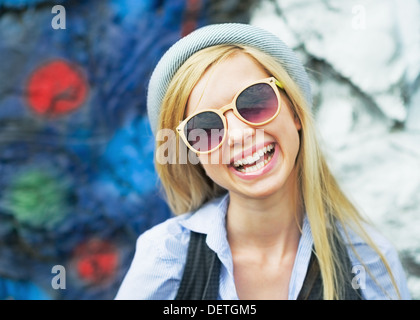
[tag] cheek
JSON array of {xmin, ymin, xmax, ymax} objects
[
  {"xmin": 290, "ymin": 130, "xmax": 301, "ymax": 158},
  {"xmin": 268, "ymin": 117, "xmax": 301, "ymax": 157},
  {"xmin": 198, "ymin": 153, "xmax": 229, "ymax": 185},
  {"xmin": 285, "ymin": 126, "xmax": 301, "ymax": 163},
  {"xmin": 198, "ymin": 147, "xmax": 228, "ymax": 166},
  {"xmin": 199, "ymin": 162, "xmax": 223, "ymax": 186}
]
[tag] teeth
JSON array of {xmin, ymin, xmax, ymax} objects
[
  {"xmin": 232, "ymin": 143, "xmax": 275, "ymax": 167},
  {"xmin": 237, "ymin": 154, "xmax": 273, "ymax": 173}
]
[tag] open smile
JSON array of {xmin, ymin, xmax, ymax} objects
[
  {"xmin": 229, "ymin": 142, "xmax": 278, "ymax": 180},
  {"xmin": 232, "ymin": 143, "xmax": 275, "ymax": 173}
]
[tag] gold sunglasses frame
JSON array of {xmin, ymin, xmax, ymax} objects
[{"xmin": 176, "ymin": 77, "xmax": 284, "ymax": 155}]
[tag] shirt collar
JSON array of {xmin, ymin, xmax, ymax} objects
[
  {"xmin": 179, "ymin": 193, "xmax": 229, "ymax": 236},
  {"xmin": 179, "ymin": 193, "xmax": 234, "ymax": 275}
]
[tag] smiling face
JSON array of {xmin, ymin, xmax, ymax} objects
[{"xmin": 185, "ymin": 52, "xmax": 302, "ymax": 200}]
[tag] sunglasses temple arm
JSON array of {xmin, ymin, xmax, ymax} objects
[{"xmin": 275, "ymin": 79, "xmax": 284, "ymax": 89}]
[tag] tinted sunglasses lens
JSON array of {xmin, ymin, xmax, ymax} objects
[
  {"xmin": 236, "ymin": 83, "xmax": 278, "ymax": 123},
  {"xmin": 185, "ymin": 111, "xmax": 225, "ymax": 152}
]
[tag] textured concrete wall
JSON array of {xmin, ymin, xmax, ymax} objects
[{"xmin": 252, "ymin": 0, "xmax": 420, "ymax": 299}]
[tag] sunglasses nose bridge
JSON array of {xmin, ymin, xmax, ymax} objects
[
  {"xmin": 220, "ymin": 101, "xmax": 247, "ymax": 127},
  {"xmin": 219, "ymin": 102, "xmax": 235, "ymax": 116}
]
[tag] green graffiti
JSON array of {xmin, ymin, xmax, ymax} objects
[{"xmin": 8, "ymin": 169, "xmax": 70, "ymax": 228}]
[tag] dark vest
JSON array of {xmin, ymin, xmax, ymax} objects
[{"xmin": 175, "ymin": 231, "xmax": 362, "ymax": 300}]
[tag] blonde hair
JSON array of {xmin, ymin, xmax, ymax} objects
[{"xmin": 155, "ymin": 44, "xmax": 400, "ymax": 300}]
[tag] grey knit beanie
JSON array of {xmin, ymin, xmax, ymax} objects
[{"xmin": 147, "ymin": 23, "xmax": 312, "ymax": 136}]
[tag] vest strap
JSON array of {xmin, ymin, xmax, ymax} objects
[{"xmin": 175, "ymin": 231, "xmax": 221, "ymax": 300}]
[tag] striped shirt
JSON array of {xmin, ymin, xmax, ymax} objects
[{"xmin": 115, "ymin": 194, "xmax": 411, "ymax": 300}]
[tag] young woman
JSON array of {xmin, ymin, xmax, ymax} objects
[{"xmin": 115, "ymin": 23, "xmax": 411, "ymax": 300}]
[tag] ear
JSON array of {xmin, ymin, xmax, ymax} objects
[{"xmin": 294, "ymin": 114, "xmax": 302, "ymax": 131}]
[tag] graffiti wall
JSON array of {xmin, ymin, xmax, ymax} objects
[{"xmin": 0, "ymin": 0, "xmax": 258, "ymax": 299}]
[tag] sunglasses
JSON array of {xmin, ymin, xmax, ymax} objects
[{"xmin": 176, "ymin": 77, "xmax": 284, "ymax": 154}]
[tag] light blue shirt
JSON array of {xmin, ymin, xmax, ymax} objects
[{"xmin": 115, "ymin": 194, "xmax": 411, "ymax": 300}]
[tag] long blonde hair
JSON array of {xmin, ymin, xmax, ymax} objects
[{"xmin": 155, "ymin": 44, "xmax": 400, "ymax": 300}]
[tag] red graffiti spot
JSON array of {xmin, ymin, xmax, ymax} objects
[
  {"xmin": 26, "ymin": 59, "xmax": 88, "ymax": 116},
  {"xmin": 73, "ymin": 239, "xmax": 118, "ymax": 285},
  {"xmin": 181, "ymin": 0, "xmax": 201, "ymax": 37}
]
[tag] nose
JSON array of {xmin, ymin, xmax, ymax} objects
[{"xmin": 225, "ymin": 111, "xmax": 255, "ymax": 147}]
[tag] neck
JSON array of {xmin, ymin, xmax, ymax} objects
[{"xmin": 226, "ymin": 176, "xmax": 303, "ymax": 256}]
